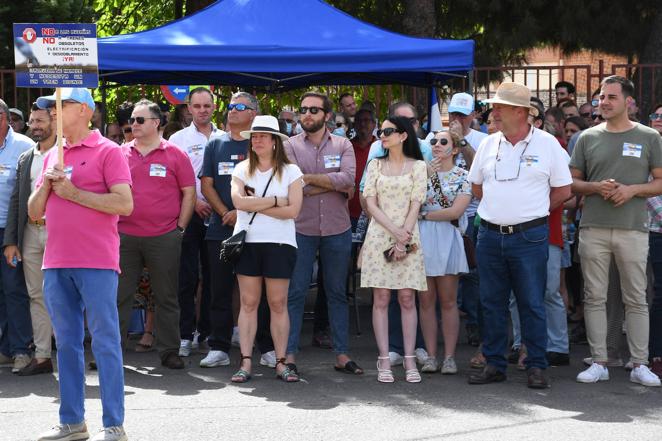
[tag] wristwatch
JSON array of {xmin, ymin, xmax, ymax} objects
[
  {"xmin": 459, "ymin": 139, "xmax": 468, "ymax": 147},
  {"xmin": 176, "ymin": 225, "xmax": 185, "ymax": 234}
]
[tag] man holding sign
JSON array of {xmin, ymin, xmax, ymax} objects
[{"xmin": 28, "ymin": 88, "xmax": 132, "ymax": 441}]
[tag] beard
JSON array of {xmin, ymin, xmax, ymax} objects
[
  {"xmin": 301, "ymin": 117, "xmax": 326, "ymax": 134},
  {"xmin": 30, "ymin": 129, "xmax": 51, "ymax": 142}
]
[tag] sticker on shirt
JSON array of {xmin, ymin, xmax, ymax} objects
[
  {"xmin": 324, "ymin": 154, "xmax": 341, "ymax": 169},
  {"xmin": 63, "ymin": 165, "xmax": 73, "ymax": 180},
  {"xmin": 622, "ymin": 143, "xmax": 642, "ymax": 158},
  {"xmin": 149, "ymin": 163, "xmax": 167, "ymax": 177},
  {"xmin": 188, "ymin": 144, "xmax": 204, "ymax": 156},
  {"xmin": 0, "ymin": 164, "xmax": 11, "ymax": 177},
  {"xmin": 520, "ymin": 155, "xmax": 539, "ymax": 166},
  {"xmin": 230, "ymin": 154, "xmax": 245, "ymax": 161},
  {"xmin": 218, "ymin": 162, "xmax": 235, "ymax": 175}
]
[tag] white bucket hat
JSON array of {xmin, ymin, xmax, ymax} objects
[{"xmin": 240, "ymin": 115, "xmax": 289, "ymax": 141}]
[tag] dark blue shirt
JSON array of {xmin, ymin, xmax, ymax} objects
[{"xmin": 200, "ymin": 133, "xmax": 248, "ymax": 241}]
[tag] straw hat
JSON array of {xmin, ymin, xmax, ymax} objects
[{"xmin": 484, "ymin": 82, "xmax": 538, "ymax": 117}]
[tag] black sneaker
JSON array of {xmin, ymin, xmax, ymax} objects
[{"xmin": 546, "ymin": 351, "xmax": 570, "ymax": 366}]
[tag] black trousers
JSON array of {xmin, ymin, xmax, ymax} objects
[{"xmin": 206, "ymin": 240, "xmax": 273, "ymax": 354}]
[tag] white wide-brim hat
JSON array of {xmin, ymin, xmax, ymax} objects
[
  {"xmin": 484, "ymin": 82, "xmax": 539, "ymax": 117},
  {"xmin": 240, "ymin": 115, "xmax": 289, "ymax": 141}
]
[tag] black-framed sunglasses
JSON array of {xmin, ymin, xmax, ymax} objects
[
  {"xmin": 129, "ymin": 116, "xmax": 159, "ymax": 125},
  {"xmin": 429, "ymin": 138, "xmax": 449, "ymax": 146},
  {"xmin": 650, "ymin": 113, "xmax": 662, "ymax": 121},
  {"xmin": 377, "ymin": 127, "xmax": 402, "ymax": 137},
  {"xmin": 580, "ymin": 112, "xmax": 592, "ymax": 118},
  {"xmin": 299, "ymin": 106, "xmax": 324, "ymax": 115},
  {"xmin": 123, "ymin": 127, "xmax": 133, "ymax": 134},
  {"xmin": 592, "ymin": 113, "xmax": 605, "ymax": 121},
  {"xmin": 227, "ymin": 103, "xmax": 254, "ymax": 112}
]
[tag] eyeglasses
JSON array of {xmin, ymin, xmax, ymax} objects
[
  {"xmin": 129, "ymin": 116, "xmax": 159, "ymax": 125},
  {"xmin": 123, "ymin": 127, "xmax": 132, "ymax": 134},
  {"xmin": 377, "ymin": 127, "xmax": 402, "ymax": 137},
  {"xmin": 227, "ymin": 103, "xmax": 254, "ymax": 112},
  {"xmin": 592, "ymin": 114, "xmax": 605, "ymax": 121},
  {"xmin": 335, "ymin": 122, "xmax": 344, "ymax": 128},
  {"xmin": 650, "ymin": 113, "xmax": 662, "ymax": 121},
  {"xmin": 299, "ymin": 106, "xmax": 324, "ymax": 115},
  {"xmin": 429, "ymin": 138, "xmax": 449, "ymax": 146},
  {"xmin": 494, "ymin": 134, "xmax": 532, "ymax": 182},
  {"xmin": 580, "ymin": 112, "xmax": 592, "ymax": 118}
]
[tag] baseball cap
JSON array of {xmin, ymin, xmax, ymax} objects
[
  {"xmin": 448, "ymin": 92, "xmax": 475, "ymax": 115},
  {"xmin": 8, "ymin": 108, "xmax": 24, "ymax": 120},
  {"xmin": 37, "ymin": 88, "xmax": 95, "ymax": 111}
]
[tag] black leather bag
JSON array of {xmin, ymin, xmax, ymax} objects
[{"xmin": 220, "ymin": 173, "xmax": 274, "ymax": 264}]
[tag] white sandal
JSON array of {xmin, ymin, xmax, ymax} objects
[
  {"xmin": 377, "ymin": 356, "xmax": 394, "ymax": 383},
  {"xmin": 404, "ymin": 355, "xmax": 421, "ymax": 383}
]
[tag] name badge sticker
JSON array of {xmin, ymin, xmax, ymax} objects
[
  {"xmin": 0, "ymin": 164, "xmax": 11, "ymax": 177},
  {"xmin": 218, "ymin": 162, "xmax": 235, "ymax": 175},
  {"xmin": 188, "ymin": 144, "xmax": 203, "ymax": 156},
  {"xmin": 324, "ymin": 154, "xmax": 341, "ymax": 169},
  {"xmin": 520, "ymin": 155, "xmax": 540, "ymax": 166},
  {"xmin": 149, "ymin": 163, "xmax": 167, "ymax": 177},
  {"xmin": 63, "ymin": 165, "xmax": 74, "ymax": 180},
  {"xmin": 623, "ymin": 143, "xmax": 642, "ymax": 158}
]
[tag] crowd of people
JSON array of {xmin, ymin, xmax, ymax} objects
[{"xmin": 1, "ymin": 76, "xmax": 662, "ymax": 440}]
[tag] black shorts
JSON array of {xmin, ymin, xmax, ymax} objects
[{"xmin": 234, "ymin": 242, "xmax": 297, "ymax": 279}]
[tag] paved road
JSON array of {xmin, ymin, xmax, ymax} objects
[{"xmin": 2, "ymin": 303, "xmax": 661, "ymax": 441}]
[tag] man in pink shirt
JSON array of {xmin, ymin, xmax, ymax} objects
[
  {"xmin": 116, "ymin": 99, "xmax": 196, "ymax": 370},
  {"xmin": 28, "ymin": 88, "xmax": 133, "ymax": 441}
]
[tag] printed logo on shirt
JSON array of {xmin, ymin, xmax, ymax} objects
[
  {"xmin": 622, "ymin": 143, "xmax": 643, "ymax": 158},
  {"xmin": 188, "ymin": 144, "xmax": 204, "ymax": 156},
  {"xmin": 520, "ymin": 155, "xmax": 540, "ymax": 166},
  {"xmin": 230, "ymin": 154, "xmax": 245, "ymax": 161},
  {"xmin": 63, "ymin": 165, "xmax": 73, "ymax": 180},
  {"xmin": 323, "ymin": 154, "xmax": 341, "ymax": 169},
  {"xmin": 0, "ymin": 164, "xmax": 11, "ymax": 177},
  {"xmin": 149, "ymin": 163, "xmax": 167, "ymax": 177},
  {"xmin": 218, "ymin": 162, "xmax": 235, "ymax": 175}
]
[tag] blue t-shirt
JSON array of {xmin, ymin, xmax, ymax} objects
[{"xmin": 200, "ymin": 133, "xmax": 249, "ymax": 241}]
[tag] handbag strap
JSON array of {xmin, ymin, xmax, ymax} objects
[{"xmin": 247, "ymin": 172, "xmax": 275, "ymax": 226}]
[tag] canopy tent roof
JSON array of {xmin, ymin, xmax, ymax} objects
[{"xmin": 97, "ymin": 0, "xmax": 474, "ymax": 90}]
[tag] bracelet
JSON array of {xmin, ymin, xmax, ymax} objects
[
  {"xmin": 394, "ymin": 244, "xmax": 406, "ymax": 252},
  {"xmin": 274, "ymin": 196, "xmax": 278, "ymax": 207}
]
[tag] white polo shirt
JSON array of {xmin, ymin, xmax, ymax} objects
[
  {"xmin": 468, "ymin": 126, "xmax": 572, "ymax": 225},
  {"xmin": 169, "ymin": 122, "xmax": 225, "ymax": 201}
]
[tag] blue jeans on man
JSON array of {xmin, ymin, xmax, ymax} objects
[
  {"xmin": 0, "ymin": 227, "xmax": 32, "ymax": 358},
  {"xmin": 476, "ymin": 224, "xmax": 549, "ymax": 372},
  {"xmin": 44, "ymin": 268, "xmax": 124, "ymax": 427},
  {"xmin": 287, "ymin": 229, "xmax": 352, "ymax": 355}
]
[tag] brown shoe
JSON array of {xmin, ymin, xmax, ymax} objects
[
  {"xmin": 651, "ymin": 358, "xmax": 662, "ymax": 378},
  {"xmin": 161, "ymin": 352, "xmax": 185, "ymax": 369},
  {"xmin": 527, "ymin": 367, "xmax": 549, "ymax": 389},
  {"xmin": 17, "ymin": 358, "xmax": 53, "ymax": 376},
  {"xmin": 468, "ymin": 364, "xmax": 506, "ymax": 384}
]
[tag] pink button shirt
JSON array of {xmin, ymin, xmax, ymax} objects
[
  {"xmin": 284, "ymin": 131, "xmax": 355, "ymax": 236},
  {"xmin": 118, "ymin": 139, "xmax": 195, "ymax": 236},
  {"xmin": 37, "ymin": 130, "xmax": 132, "ymax": 272}
]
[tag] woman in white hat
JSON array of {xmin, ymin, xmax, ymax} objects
[{"xmin": 229, "ymin": 115, "xmax": 304, "ymax": 383}]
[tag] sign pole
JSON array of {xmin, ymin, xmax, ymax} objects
[{"xmin": 55, "ymin": 87, "xmax": 64, "ymax": 168}]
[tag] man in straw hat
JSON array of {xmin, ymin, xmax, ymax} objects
[
  {"xmin": 29, "ymin": 88, "xmax": 133, "ymax": 441},
  {"xmin": 467, "ymin": 82, "xmax": 572, "ymax": 389}
]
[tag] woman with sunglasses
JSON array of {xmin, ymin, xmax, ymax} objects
[
  {"xmin": 417, "ymin": 130, "xmax": 472, "ymax": 374},
  {"xmin": 361, "ymin": 116, "xmax": 427, "ymax": 383},
  {"xmin": 229, "ymin": 115, "xmax": 304, "ymax": 383}
]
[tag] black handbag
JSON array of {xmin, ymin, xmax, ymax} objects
[{"xmin": 220, "ymin": 173, "xmax": 274, "ymax": 264}]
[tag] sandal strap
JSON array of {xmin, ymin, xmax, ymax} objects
[
  {"xmin": 240, "ymin": 354, "xmax": 252, "ymax": 360},
  {"xmin": 275, "ymin": 357, "xmax": 287, "ymax": 367}
]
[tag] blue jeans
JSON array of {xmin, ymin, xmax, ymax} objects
[
  {"xmin": 649, "ymin": 232, "xmax": 662, "ymax": 358},
  {"xmin": 287, "ymin": 230, "xmax": 352, "ymax": 355},
  {"xmin": 509, "ymin": 245, "xmax": 568, "ymax": 353},
  {"xmin": 0, "ymin": 227, "xmax": 31, "ymax": 357},
  {"xmin": 459, "ymin": 216, "xmax": 481, "ymax": 328},
  {"xmin": 44, "ymin": 269, "xmax": 124, "ymax": 427},
  {"xmin": 477, "ymin": 224, "xmax": 549, "ymax": 371}
]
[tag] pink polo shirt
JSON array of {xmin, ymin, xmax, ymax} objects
[
  {"xmin": 118, "ymin": 139, "xmax": 195, "ymax": 237},
  {"xmin": 37, "ymin": 130, "xmax": 132, "ymax": 272}
]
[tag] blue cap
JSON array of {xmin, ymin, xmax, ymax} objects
[{"xmin": 36, "ymin": 88, "xmax": 95, "ymax": 111}]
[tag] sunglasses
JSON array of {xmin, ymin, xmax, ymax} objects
[
  {"xmin": 336, "ymin": 122, "xmax": 345, "ymax": 127},
  {"xmin": 129, "ymin": 116, "xmax": 159, "ymax": 125},
  {"xmin": 377, "ymin": 127, "xmax": 402, "ymax": 137},
  {"xmin": 580, "ymin": 112, "xmax": 592, "ymax": 118},
  {"xmin": 299, "ymin": 106, "xmax": 324, "ymax": 115},
  {"xmin": 592, "ymin": 114, "xmax": 605, "ymax": 121},
  {"xmin": 429, "ymin": 138, "xmax": 449, "ymax": 146},
  {"xmin": 123, "ymin": 127, "xmax": 132, "ymax": 134},
  {"xmin": 650, "ymin": 113, "xmax": 662, "ymax": 121},
  {"xmin": 227, "ymin": 103, "xmax": 254, "ymax": 112}
]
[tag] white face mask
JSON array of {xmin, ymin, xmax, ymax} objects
[{"xmin": 333, "ymin": 127, "xmax": 346, "ymax": 137}]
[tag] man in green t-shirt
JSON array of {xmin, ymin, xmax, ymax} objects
[{"xmin": 570, "ymin": 75, "xmax": 662, "ymax": 387}]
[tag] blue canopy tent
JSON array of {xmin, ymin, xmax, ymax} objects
[{"xmin": 97, "ymin": 0, "xmax": 474, "ymax": 91}]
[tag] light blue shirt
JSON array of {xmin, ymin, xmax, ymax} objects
[
  {"xmin": 0, "ymin": 128, "xmax": 35, "ymax": 227},
  {"xmin": 358, "ymin": 138, "xmax": 432, "ymax": 192}
]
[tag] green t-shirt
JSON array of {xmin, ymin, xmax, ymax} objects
[{"xmin": 569, "ymin": 123, "xmax": 662, "ymax": 232}]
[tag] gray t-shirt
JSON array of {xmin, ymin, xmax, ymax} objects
[{"xmin": 569, "ymin": 123, "xmax": 662, "ymax": 232}]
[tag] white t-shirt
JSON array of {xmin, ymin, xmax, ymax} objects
[
  {"xmin": 232, "ymin": 162, "xmax": 303, "ymax": 247},
  {"xmin": 468, "ymin": 126, "xmax": 572, "ymax": 225}
]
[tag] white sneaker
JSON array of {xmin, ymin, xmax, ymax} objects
[
  {"xmin": 388, "ymin": 351, "xmax": 403, "ymax": 365},
  {"xmin": 12, "ymin": 353, "xmax": 31, "ymax": 373},
  {"xmin": 231, "ymin": 327, "xmax": 240, "ymax": 347},
  {"xmin": 37, "ymin": 422, "xmax": 89, "ymax": 441},
  {"xmin": 577, "ymin": 363, "xmax": 609, "ymax": 383},
  {"xmin": 630, "ymin": 365, "xmax": 661, "ymax": 387},
  {"xmin": 192, "ymin": 331, "xmax": 200, "ymax": 349},
  {"xmin": 178, "ymin": 339, "xmax": 193, "ymax": 357},
  {"xmin": 90, "ymin": 426, "xmax": 128, "ymax": 441},
  {"xmin": 441, "ymin": 356, "xmax": 458, "ymax": 375},
  {"xmin": 415, "ymin": 348, "xmax": 429, "ymax": 365},
  {"xmin": 420, "ymin": 357, "xmax": 439, "ymax": 373},
  {"xmin": 259, "ymin": 350, "xmax": 276, "ymax": 368},
  {"xmin": 199, "ymin": 350, "xmax": 230, "ymax": 367}
]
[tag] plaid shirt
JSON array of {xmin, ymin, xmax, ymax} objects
[{"xmin": 647, "ymin": 195, "xmax": 662, "ymax": 233}]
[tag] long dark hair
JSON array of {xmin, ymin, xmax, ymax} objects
[
  {"xmin": 247, "ymin": 134, "xmax": 290, "ymax": 180},
  {"xmin": 377, "ymin": 116, "xmax": 423, "ymax": 161}
]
